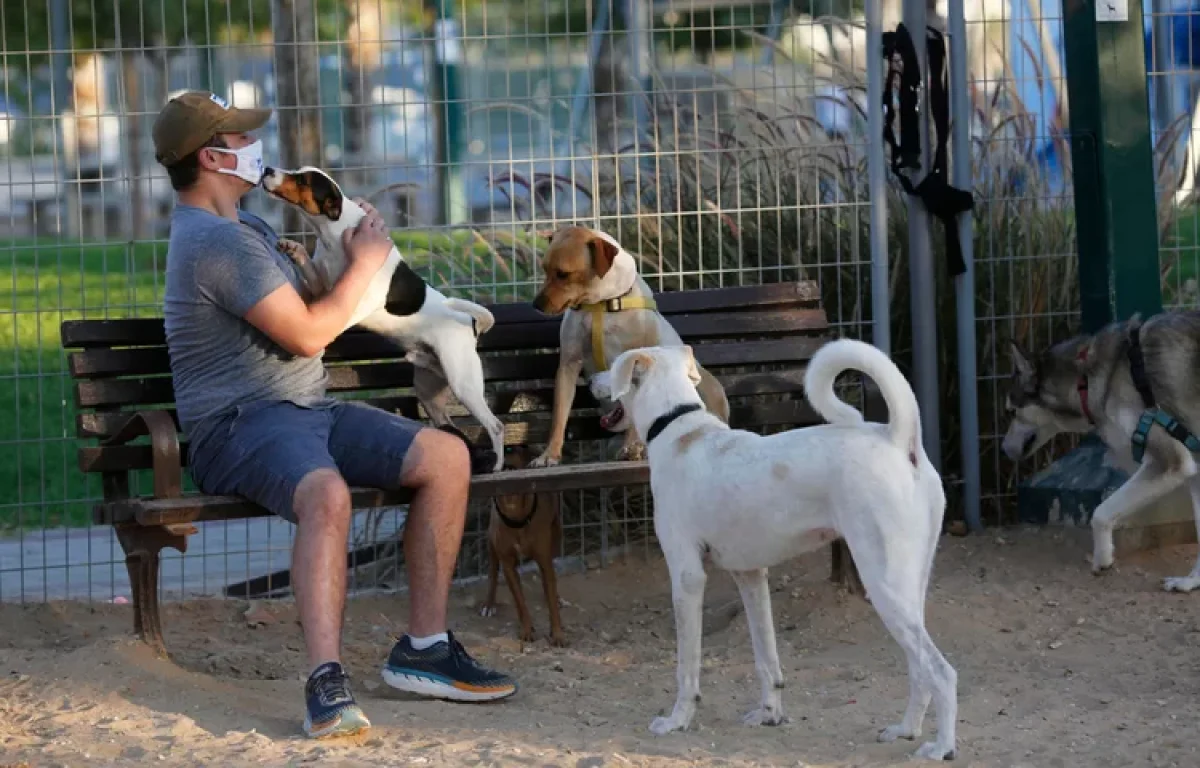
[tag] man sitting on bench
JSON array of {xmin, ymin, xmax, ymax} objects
[{"xmin": 151, "ymin": 91, "xmax": 517, "ymax": 739}]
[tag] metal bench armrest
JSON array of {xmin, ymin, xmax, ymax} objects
[{"xmin": 102, "ymin": 410, "xmax": 183, "ymax": 500}]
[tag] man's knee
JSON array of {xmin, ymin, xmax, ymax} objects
[
  {"xmin": 293, "ymin": 468, "xmax": 352, "ymax": 527},
  {"xmin": 401, "ymin": 427, "xmax": 471, "ymax": 489}
]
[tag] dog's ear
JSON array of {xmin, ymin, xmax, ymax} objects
[
  {"xmin": 1009, "ymin": 341, "xmax": 1035, "ymax": 382},
  {"xmin": 308, "ymin": 171, "xmax": 344, "ymax": 221},
  {"xmin": 681, "ymin": 345, "xmax": 702, "ymax": 387},
  {"xmin": 609, "ymin": 349, "xmax": 654, "ymax": 402},
  {"xmin": 588, "ymin": 235, "xmax": 620, "ymax": 278}
]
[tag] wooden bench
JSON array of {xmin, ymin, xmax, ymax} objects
[{"xmin": 61, "ymin": 281, "xmax": 878, "ymax": 656}]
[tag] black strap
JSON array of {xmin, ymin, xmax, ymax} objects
[
  {"xmin": 646, "ymin": 403, "xmax": 704, "ymax": 444},
  {"xmin": 1127, "ymin": 326, "xmax": 1156, "ymax": 408},
  {"xmin": 496, "ymin": 496, "xmax": 538, "ymax": 530},
  {"xmin": 882, "ymin": 24, "xmax": 975, "ymax": 277},
  {"xmin": 1164, "ymin": 418, "xmax": 1196, "ymax": 446}
]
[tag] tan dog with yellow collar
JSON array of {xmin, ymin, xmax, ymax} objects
[{"xmin": 529, "ymin": 226, "xmax": 729, "ymax": 467}]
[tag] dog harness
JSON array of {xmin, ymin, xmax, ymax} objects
[
  {"xmin": 579, "ymin": 293, "xmax": 658, "ymax": 371},
  {"xmin": 646, "ymin": 403, "xmax": 703, "ymax": 444},
  {"xmin": 1124, "ymin": 326, "xmax": 1200, "ymax": 462}
]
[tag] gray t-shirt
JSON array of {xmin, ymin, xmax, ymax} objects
[{"xmin": 163, "ymin": 204, "xmax": 332, "ymax": 447}]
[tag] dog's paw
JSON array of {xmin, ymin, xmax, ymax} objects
[
  {"xmin": 519, "ymin": 625, "xmax": 536, "ymax": 643},
  {"xmin": 1163, "ymin": 575, "xmax": 1200, "ymax": 592},
  {"xmin": 1090, "ymin": 527, "xmax": 1115, "ymax": 573},
  {"xmin": 479, "ymin": 603, "xmax": 497, "ymax": 618},
  {"xmin": 878, "ymin": 724, "xmax": 919, "ymax": 743},
  {"xmin": 649, "ymin": 715, "xmax": 690, "ymax": 736},
  {"xmin": 742, "ymin": 707, "xmax": 787, "ymax": 727},
  {"xmin": 528, "ymin": 453, "xmax": 560, "ymax": 469},
  {"xmin": 548, "ymin": 631, "xmax": 568, "ymax": 648},
  {"xmin": 913, "ymin": 741, "xmax": 956, "ymax": 761},
  {"xmin": 276, "ymin": 238, "xmax": 309, "ymax": 264},
  {"xmin": 616, "ymin": 441, "xmax": 647, "ymax": 462}
]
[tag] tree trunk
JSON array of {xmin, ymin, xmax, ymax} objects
[
  {"xmin": 273, "ymin": 0, "xmax": 324, "ymax": 241},
  {"xmin": 345, "ymin": 0, "xmax": 384, "ymax": 189},
  {"xmin": 116, "ymin": 12, "xmax": 147, "ymax": 240},
  {"xmin": 121, "ymin": 53, "xmax": 148, "ymax": 239}
]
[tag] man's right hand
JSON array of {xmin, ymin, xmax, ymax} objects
[{"xmin": 342, "ymin": 209, "xmax": 392, "ymax": 273}]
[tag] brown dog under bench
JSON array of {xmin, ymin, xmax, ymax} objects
[{"xmin": 62, "ymin": 281, "xmax": 878, "ymax": 657}]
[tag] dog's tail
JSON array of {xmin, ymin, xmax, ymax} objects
[
  {"xmin": 443, "ymin": 299, "xmax": 495, "ymax": 336},
  {"xmin": 804, "ymin": 338, "xmax": 922, "ymax": 466}
]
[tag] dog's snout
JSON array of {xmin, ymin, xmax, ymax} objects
[
  {"xmin": 260, "ymin": 167, "xmax": 281, "ymax": 191},
  {"xmin": 532, "ymin": 293, "xmax": 549, "ymax": 313}
]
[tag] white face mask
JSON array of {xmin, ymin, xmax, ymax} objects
[{"xmin": 209, "ymin": 140, "xmax": 264, "ymax": 186}]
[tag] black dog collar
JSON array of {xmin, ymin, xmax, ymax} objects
[
  {"xmin": 646, "ymin": 403, "xmax": 704, "ymax": 444},
  {"xmin": 496, "ymin": 496, "xmax": 538, "ymax": 529}
]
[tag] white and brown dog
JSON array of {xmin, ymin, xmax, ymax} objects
[
  {"xmin": 529, "ymin": 226, "xmax": 729, "ymax": 467},
  {"xmin": 592, "ymin": 341, "xmax": 957, "ymax": 761},
  {"xmin": 261, "ymin": 165, "xmax": 505, "ymax": 473}
]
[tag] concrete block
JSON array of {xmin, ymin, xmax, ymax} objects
[{"xmin": 1018, "ymin": 436, "xmax": 1196, "ymax": 557}]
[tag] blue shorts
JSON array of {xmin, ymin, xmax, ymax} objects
[{"xmin": 188, "ymin": 400, "xmax": 424, "ymax": 523}]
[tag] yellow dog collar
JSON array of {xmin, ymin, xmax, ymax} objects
[{"xmin": 579, "ymin": 295, "xmax": 658, "ymax": 371}]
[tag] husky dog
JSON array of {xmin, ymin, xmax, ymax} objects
[{"xmin": 1002, "ymin": 311, "xmax": 1200, "ymax": 590}]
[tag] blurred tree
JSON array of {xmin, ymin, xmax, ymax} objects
[{"xmin": 344, "ymin": 0, "xmax": 385, "ymax": 182}]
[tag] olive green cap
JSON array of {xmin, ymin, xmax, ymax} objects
[{"xmin": 152, "ymin": 91, "xmax": 271, "ymax": 166}]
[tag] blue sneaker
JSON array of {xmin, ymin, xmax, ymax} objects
[
  {"xmin": 303, "ymin": 662, "xmax": 371, "ymax": 739},
  {"xmin": 381, "ymin": 631, "xmax": 517, "ymax": 702}
]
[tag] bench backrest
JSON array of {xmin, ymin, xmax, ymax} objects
[{"xmin": 62, "ymin": 282, "xmax": 840, "ymax": 481}]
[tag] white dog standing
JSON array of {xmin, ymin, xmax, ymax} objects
[
  {"xmin": 593, "ymin": 341, "xmax": 957, "ymax": 761},
  {"xmin": 261, "ymin": 165, "xmax": 506, "ymax": 472}
]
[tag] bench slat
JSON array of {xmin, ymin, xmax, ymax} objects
[
  {"xmin": 74, "ymin": 336, "xmax": 828, "ymax": 409},
  {"xmin": 67, "ymin": 308, "xmax": 828, "ymax": 378},
  {"xmin": 95, "ymin": 462, "xmax": 653, "ymax": 527},
  {"xmin": 61, "ymin": 282, "xmax": 820, "ymax": 348},
  {"xmin": 76, "ymin": 369, "xmax": 814, "ymax": 439},
  {"xmin": 477, "ymin": 308, "xmax": 827, "ymax": 351},
  {"xmin": 78, "ymin": 399, "xmax": 823, "ymax": 474}
]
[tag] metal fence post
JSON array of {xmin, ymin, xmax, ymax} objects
[
  {"xmin": 428, "ymin": 0, "xmax": 465, "ymax": 225},
  {"xmin": 1063, "ymin": 0, "xmax": 1161, "ymax": 330},
  {"xmin": 947, "ymin": 0, "xmax": 981, "ymax": 532},
  {"xmin": 866, "ymin": 0, "xmax": 890, "ymax": 357}
]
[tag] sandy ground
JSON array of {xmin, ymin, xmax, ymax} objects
[{"xmin": 3, "ymin": 527, "xmax": 1200, "ymax": 768}]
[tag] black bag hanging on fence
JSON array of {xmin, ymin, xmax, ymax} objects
[{"xmin": 882, "ymin": 23, "xmax": 974, "ymax": 277}]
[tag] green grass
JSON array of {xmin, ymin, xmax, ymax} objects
[{"xmin": 1, "ymin": 239, "xmax": 167, "ymax": 530}]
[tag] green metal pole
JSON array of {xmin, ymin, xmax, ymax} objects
[
  {"xmin": 428, "ymin": 0, "xmax": 465, "ymax": 225},
  {"xmin": 1062, "ymin": 0, "xmax": 1161, "ymax": 331}
]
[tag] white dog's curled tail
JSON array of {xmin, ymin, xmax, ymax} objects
[
  {"xmin": 804, "ymin": 338, "xmax": 922, "ymax": 466},
  {"xmin": 443, "ymin": 299, "xmax": 496, "ymax": 335}
]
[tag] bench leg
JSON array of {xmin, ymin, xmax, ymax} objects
[
  {"xmin": 830, "ymin": 539, "xmax": 864, "ymax": 597},
  {"xmin": 115, "ymin": 525, "xmax": 191, "ymax": 657}
]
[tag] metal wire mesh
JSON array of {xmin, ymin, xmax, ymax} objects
[
  {"xmin": 2, "ymin": 0, "xmax": 1194, "ymax": 603},
  {"xmin": 0, "ymin": 0, "xmax": 874, "ymax": 603},
  {"xmin": 960, "ymin": 0, "xmax": 1081, "ymax": 523}
]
